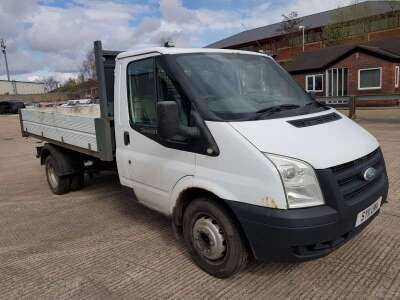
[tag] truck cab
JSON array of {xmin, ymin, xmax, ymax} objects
[{"xmin": 20, "ymin": 42, "xmax": 389, "ymax": 278}]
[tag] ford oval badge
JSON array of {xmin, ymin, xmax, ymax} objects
[{"xmin": 363, "ymin": 167, "xmax": 376, "ymax": 182}]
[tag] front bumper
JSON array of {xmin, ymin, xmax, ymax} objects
[{"xmin": 227, "ymin": 148, "xmax": 389, "ymax": 262}]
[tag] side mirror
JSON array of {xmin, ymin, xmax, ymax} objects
[{"xmin": 157, "ymin": 101, "xmax": 200, "ymax": 140}]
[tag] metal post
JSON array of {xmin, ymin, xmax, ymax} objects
[
  {"xmin": 299, "ymin": 26, "xmax": 305, "ymax": 52},
  {"xmin": 12, "ymin": 80, "xmax": 17, "ymax": 95},
  {"xmin": 3, "ymin": 50, "xmax": 10, "ymax": 81},
  {"xmin": 0, "ymin": 39, "xmax": 10, "ymax": 81},
  {"xmin": 94, "ymin": 40, "xmax": 108, "ymax": 119},
  {"xmin": 349, "ymin": 95, "xmax": 357, "ymax": 119}
]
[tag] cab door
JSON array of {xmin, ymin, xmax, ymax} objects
[{"xmin": 116, "ymin": 55, "xmax": 195, "ymax": 214}]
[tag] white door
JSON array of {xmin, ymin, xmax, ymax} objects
[
  {"xmin": 326, "ymin": 68, "xmax": 349, "ymax": 97},
  {"xmin": 116, "ymin": 56, "xmax": 195, "ymax": 214}
]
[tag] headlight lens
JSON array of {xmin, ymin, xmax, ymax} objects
[{"xmin": 266, "ymin": 154, "xmax": 324, "ymax": 209}]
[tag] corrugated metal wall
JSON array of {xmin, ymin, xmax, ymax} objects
[{"xmin": 0, "ymin": 81, "xmax": 46, "ymax": 95}]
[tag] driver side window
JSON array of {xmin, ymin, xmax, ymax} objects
[{"xmin": 127, "ymin": 58, "xmax": 156, "ymax": 126}]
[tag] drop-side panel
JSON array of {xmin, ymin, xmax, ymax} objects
[{"xmin": 21, "ymin": 109, "xmax": 98, "ymax": 152}]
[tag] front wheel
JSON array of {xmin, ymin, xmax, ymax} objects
[{"xmin": 183, "ymin": 198, "xmax": 249, "ymax": 278}]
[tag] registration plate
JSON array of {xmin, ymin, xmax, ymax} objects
[{"xmin": 355, "ymin": 197, "xmax": 382, "ymax": 227}]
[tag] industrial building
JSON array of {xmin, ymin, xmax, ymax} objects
[{"xmin": 0, "ymin": 80, "xmax": 46, "ymax": 95}]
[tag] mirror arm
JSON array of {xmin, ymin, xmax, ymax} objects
[
  {"xmin": 178, "ymin": 125, "xmax": 200, "ymax": 138},
  {"xmin": 190, "ymin": 109, "xmax": 219, "ymax": 155}
]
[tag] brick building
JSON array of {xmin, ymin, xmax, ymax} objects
[
  {"xmin": 207, "ymin": 1, "xmax": 400, "ymax": 64},
  {"xmin": 285, "ymin": 37, "xmax": 400, "ymax": 106}
]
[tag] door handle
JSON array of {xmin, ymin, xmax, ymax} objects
[{"xmin": 124, "ymin": 131, "xmax": 130, "ymax": 145}]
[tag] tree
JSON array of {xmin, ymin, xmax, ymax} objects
[
  {"xmin": 278, "ymin": 12, "xmax": 303, "ymax": 48},
  {"xmin": 384, "ymin": 0, "xmax": 400, "ymax": 23},
  {"xmin": 55, "ymin": 77, "xmax": 81, "ymax": 99},
  {"xmin": 322, "ymin": 0, "xmax": 383, "ymax": 46},
  {"xmin": 77, "ymin": 73, "xmax": 85, "ymax": 84},
  {"xmin": 386, "ymin": 0, "xmax": 400, "ymax": 13},
  {"xmin": 63, "ymin": 78, "xmax": 78, "ymax": 89},
  {"xmin": 81, "ymin": 50, "xmax": 96, "ymax": 81},
  {"xmin": 42, "ymin": 77, "xmax": 59, "ymax": 92},
  {"xmin": 280, "ymin": 12, "xmax": 303, "ymax": 34}
]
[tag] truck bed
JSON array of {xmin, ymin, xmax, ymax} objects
[
  {"xmin": 19, "ymin": 41, "xmax": 118, "ymax": 162},
  {"xmin": 20, "ymin": 105, "xmax": 107, "ymax": 156}
]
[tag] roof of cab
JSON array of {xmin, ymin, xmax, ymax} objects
[{"xmin": 116, "ymin": 47, "xmax": 270, "ymax": 60}]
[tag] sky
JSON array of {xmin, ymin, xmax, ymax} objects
[{"xmin": 0, "ymin": 0, "xmax": 355, "ymax": 83}]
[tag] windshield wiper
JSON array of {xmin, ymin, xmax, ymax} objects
[
  {"xmin": 303, "ymin": 101, "xmax": 326, "ymax": 112},
  {"xmin": 253, "ymin": 104, "xmax": 300, "ymax": 120}
]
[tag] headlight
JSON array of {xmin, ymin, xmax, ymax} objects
[{"xmin": 265, "ymin": 154, "xmax": 324, "ymax": 209}]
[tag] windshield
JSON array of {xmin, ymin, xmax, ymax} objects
[{"xmin": 174, "ymin": 53, "xmax": 314, "ymax": 120}]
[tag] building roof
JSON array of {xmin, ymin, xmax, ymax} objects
[
  {"xmin": 285, "ymin": 36, "xmax": 400, "ymax": 73},
  {"xmin": 206, "ymin": 1, "xmax": 400, "ymax": 49}
]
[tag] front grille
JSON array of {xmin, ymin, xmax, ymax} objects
[{"xmin": 331, "ymin": 149, "xmax": 385, "ymax": 202}]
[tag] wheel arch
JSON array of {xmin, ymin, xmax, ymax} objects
[
  {"xmin": 173, "ymin": 187, "xmax": 218, "ymax": 226},
  {"xmin": 40, "ymin": 143, "xmax": 82, "ymax": 176},
  {"xmin": 172, "ymin": 186, "xmax": 253, "ymax": 257},
  {"xmin": 39, "ymin": 146, "xmax": 51, "ymax": 166}
]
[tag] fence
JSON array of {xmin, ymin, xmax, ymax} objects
[{"xmin": 316, "ymin": 95, "xmax": 400, "ymax": 120}]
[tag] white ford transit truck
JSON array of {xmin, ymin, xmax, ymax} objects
[{"xmin": 20, "ymin": 41, "xmax": 389, "ymax": 278}]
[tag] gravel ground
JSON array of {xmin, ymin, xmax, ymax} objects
[{"xmin": 0, "ymin": 112, "xmax": 399, "ymax": 299}]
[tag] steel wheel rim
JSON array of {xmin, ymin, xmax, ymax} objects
[
  {"xmin": 192, "ymin": 216, "xmax": 226, "ymax": 261},
  {"xmin": 47, "ymin": 164, "xmax": 58, "ymax": 189}
]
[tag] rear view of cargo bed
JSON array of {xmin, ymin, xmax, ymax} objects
[{"xmin": 19, "ymin": 41, "xmax": 120, "ymax": 162}]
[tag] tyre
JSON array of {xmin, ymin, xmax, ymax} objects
[
  {"xmin": 183, "ymin": 197, "xmax": 248, "ymax": 278},
  {"xmin": 45, "ymin": 155, "xmax": 70, "ymax": 195},
  {"xmin": 70, "ymin": 172, "xmax": 84, "ymax": 191}
]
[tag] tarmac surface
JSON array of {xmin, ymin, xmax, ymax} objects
[{"xmin": 0, "ymin": 111, "xmax": 399, "ymax": 299}]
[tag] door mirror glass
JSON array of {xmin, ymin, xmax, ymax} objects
[
  {"xmin": 157, "ymin": 101, "xmax": 180, "ymax": 140},
  {"xmin": 157, "ymin": 101, "xmax": 200, "ymax": 140}
]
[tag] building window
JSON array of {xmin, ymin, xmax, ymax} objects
[
  {"xmin": 326, "ymin": 68, "xmax": 348, "ymax": 97},
  {"xmin": 305, "ymin": 74, "xmax": 324, "ymax": 92},
  {"xmin": 395, "ymin": 66, "xmax": 399, "ymax": 88},
  {"xmin": 358, "ymin": 67, "xmax": 382, "ymax": 90}
]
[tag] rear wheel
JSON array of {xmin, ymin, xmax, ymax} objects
[
  {"xmin": 45, "ymin": 156, "xmax": 70, "ymax": 195},
  {"xmin": 183, "ymin": 197, "xmax": 248, "ymax": 278}
]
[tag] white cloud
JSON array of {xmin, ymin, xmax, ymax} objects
[
  {"xmin": 0, "ymin": 0, "xmax": 358, "ymax": 82},
  {"xmin": 160, "ymin": 0, "xmax": 194, "ymax": 23},
  {"xmin": 129, "ymin": 0, "xmax": 352, "ymax": 48},
  {"xmin": 1, "ymin": 0, "xmax": 149, "ymax": 81},
  {"xmin": 0, "ymin": 0, "xmax": 38, "ymax": 17},
  {"xmin": 0, "ymin": 0, "xmax": 39, "ymax": 40},
  {"xmin": 27, "ymin": 1, "xmax": 148, "ymax": 53}
]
